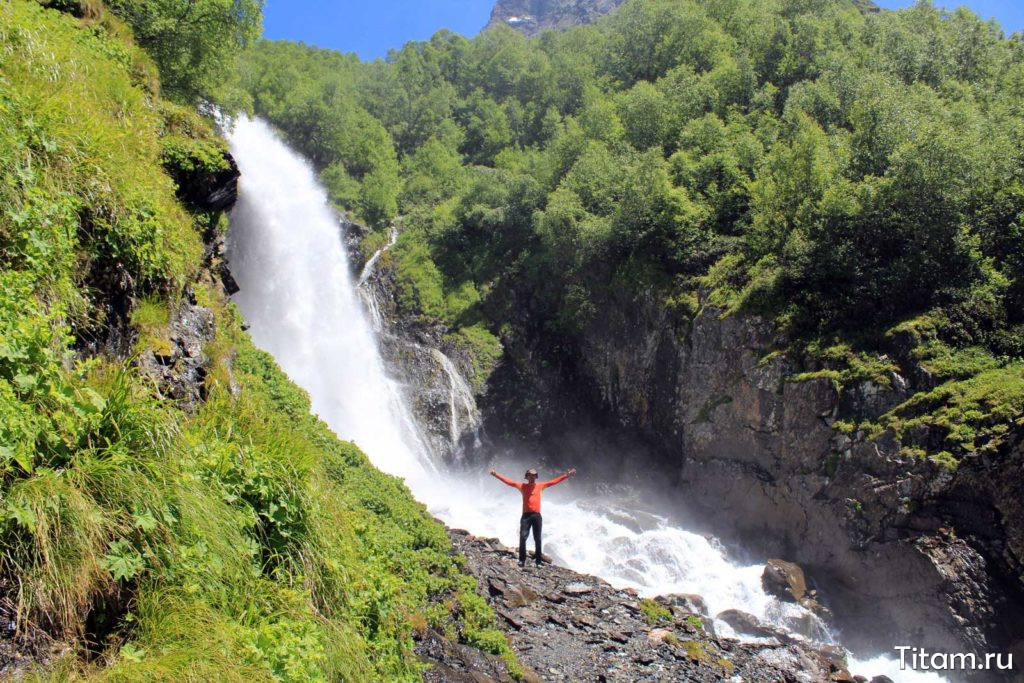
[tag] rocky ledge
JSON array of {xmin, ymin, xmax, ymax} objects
[{"xmin": 444, "ymin": 529, "xmax": 887, "ymax": 683}]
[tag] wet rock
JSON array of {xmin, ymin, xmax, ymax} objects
[
  {"xmin": 355, "ymin": 229, "xmax": 485, "ymax": 463},
  {"xmin": 715, "ymin": 609, "xmax": 778, "ymax": 639},
  {"xmin": 135, "ymin": 297, "xmax": 215, "ymax": 413},
  {"xmin": 548, "ymin": 295, "xmax": 1024, "ymax": 660},
  {"xmin": 816, "ymin": 643, "xmax": 848, "ymax": 669},
  {"xmin": 662, "ymin": 593, "xmax": 709, "ymax": 617},
  {"xmin": 170, "ymin": 150, "xmax": 240, "ymax": 212},
  {"xmin": 451, "ymin": 529, "xmax": 842, "ymax": 682},
  {"xmin": 762, "ymin": 558, "xmax": 808, "ymax": 603}
]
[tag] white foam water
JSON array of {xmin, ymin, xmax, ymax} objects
[{"xmin": 225, "ymin": 115, "xmax": 947, "ymax": 683}]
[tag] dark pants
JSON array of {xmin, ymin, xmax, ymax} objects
[{"xmin": 519, "ymin": 512, "xmax": 542, "ymax": 564}]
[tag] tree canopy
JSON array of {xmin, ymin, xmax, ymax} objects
[{"xmin": 241, "ymin": 0, "xmax": 1024, "ymax": 359}]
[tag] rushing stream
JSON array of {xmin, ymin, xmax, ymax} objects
[{"xmin": 225, "ymin": 115, "xmax": 944, "ymax": 683}]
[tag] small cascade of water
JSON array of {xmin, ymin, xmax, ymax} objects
[
  {"xmin": 356, "ymin": 227, "xmax": 396, "ymax": 332},
  {"xmin": 353, "ymin": 223, "xmax": 482, "ymax": 457},
  {"xmin": 224, "ymin": 116, "xmax": 947, "ymax": 683},
  {"xmin": 430, "ymin": 347, "xmax": 482, "ymax": 455},
  {"xmin": 358, "ymin": 226, "xmax": 398, "ymax": 286}
]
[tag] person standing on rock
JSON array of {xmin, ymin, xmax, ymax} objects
[{"xmin": 490, "ymin": 467, "xmax": 576, "ymax": 568}]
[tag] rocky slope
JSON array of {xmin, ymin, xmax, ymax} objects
[
  {"xmin": 447, "ymin": 528, "xmax": 893, "ymax": 683},
  {"xmin": 484, "ymin": 0, "xmax": 624, "ymax": 36}
]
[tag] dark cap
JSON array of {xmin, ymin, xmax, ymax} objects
[{"xmin": 525, "ymin": 468, "xmax": 538, "ymax": 476}]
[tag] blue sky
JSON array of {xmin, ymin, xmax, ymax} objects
[{"xmin": 261, "ymin": 1, "xmax": 1024, "ymax": 61}]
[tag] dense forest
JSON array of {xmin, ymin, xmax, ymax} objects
[
  {"xmin": 0, "ymin": 1, "xmax": 515, "ymax": 679},
  {"xmin": 242, "ymin": 0, "xmax": 1024, "ymax": 465}
]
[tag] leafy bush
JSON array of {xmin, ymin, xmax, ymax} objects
[{"xmin": 103, "ymin": 0, "xmax": 262, "ymax": 103}]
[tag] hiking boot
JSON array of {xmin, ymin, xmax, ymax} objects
[{"xmin": 517, "ymin": 560, "xmax": 525, "ymax": 568}]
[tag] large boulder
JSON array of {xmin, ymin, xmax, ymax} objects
[
  {"xmin": 762, "ymin": 558, "xmax": 808, "ymax": 603},
  {"xmin": 661, "ymin": 592, "xmax": 709, "ymax": 617},
  {"xmin": 715, "ymin": 609, "xmax": 777, "ymax": 639}
]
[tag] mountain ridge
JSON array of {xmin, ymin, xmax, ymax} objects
[
  {"xmin": 484, "ymin": 0, "xmax": 625, "ymax": 36},
  {"xmin": 485, "ymin": 0, "xmax": 880, "ymax": 36}
]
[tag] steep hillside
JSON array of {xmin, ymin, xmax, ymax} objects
[{"xmin": 0, "ymin": 2, "xmax": 517, "ymax": 679}]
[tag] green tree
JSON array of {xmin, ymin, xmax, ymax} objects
[
  {"xmin": 617, "ymin": 81, "xmax": 669, "ymax": 150},
  {"xmin": 107, "ymin": 0, "xmax": 263, "ymax": 102}
]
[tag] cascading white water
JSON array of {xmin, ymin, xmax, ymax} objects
[
  {"xmin": 225, "ymin": 115, "xmax": 945, "ymax": 683},
  {"xmin": 225, "ymin": 116, "xmax": 433, "ymax": 479},
  {"xmin": 430, "ymin": 347, "xmax": 482, "ymax": 454}
]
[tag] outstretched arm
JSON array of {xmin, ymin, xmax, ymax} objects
[
  {"xmin": 541, "ymin": 468, "xmax": 577, "ymax": 488},
  {"xmin": 489, "ymin": 469, "xmax": 522, "ymax": 489}
]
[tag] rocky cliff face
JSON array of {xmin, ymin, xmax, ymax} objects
[
  {"xmin": 485, "ymin": 0, "xmax": 624, "ymax": 36},
  {"xmin": 560, "ymin": 289, "xmax": 1024, "ymax": 676},
  {"xmin": 362, "ymin": 226, "xmax": 1022, "ymax": 675},
  {"xmin": 343, "ymin": 222, "xmax": 484, "ymax": 463},
  {"xmin": 484, "ymin": 0, "xmax": 878, "ymax": 37},
  {"xmin": 351, "ymin": 219, "xmax": 1021, "ymax": 677}
]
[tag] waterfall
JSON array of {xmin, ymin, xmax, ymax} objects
[
  {"xmin": 358, "ymin": 226, "xmax": 397, "ymax": 286},
  {"xmin": 430, "ymin": 347, "xmax": 482, "ymax": 455},
  {"xmin": 224, "ymin": 116, "xmax": 433, "ymax": 478},
  {"xmin": 225, "ymin": 115, "xmax": 945, "ymax": 683}
]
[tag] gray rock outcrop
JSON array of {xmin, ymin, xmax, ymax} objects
[
  {"xmin": 135, "ymin": 294, "xmax": 215, "ymax": 413},
  {"xmin": 342, "ymin": 218, "xmax": 484, "ymax": 462},
  {"xmin": 485, "ymin": 0, "xmax": 624, "ymax": 36}
]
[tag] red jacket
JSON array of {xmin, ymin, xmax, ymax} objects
[{"xmin": 494, "ymin": 473, "xmax": 570, "ymax": 514}]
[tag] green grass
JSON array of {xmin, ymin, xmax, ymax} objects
[
  {"xmin": 444, "ymin": 324, "xmax": 503, "ymax": 393},
  {"xmin": 0, "ymin": 2, "xmax": 518, "ymax": 680},
  {"xmin": 130, "ymin": 297, "xmax": 173, "ymax": 356},
  {"xmin": 789, "ymin": 341, "xmax": 899, "ymax": 390},
  {"xmin": 639, "ymin": 599, "xmax": 672, "ymax": 625},
  {"xmin": 0, "ymin": 1, "xmax": 202, "ymax": 297},
  {"xmin": 392, "ymin": 232, "xmax": 446, "ymax": 321},
  {"xmin": 882, "ymin": 363, "xmax": 1024, "ymax": 464}
]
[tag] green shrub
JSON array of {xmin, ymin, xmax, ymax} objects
[{"xmin": 640, "ymin": 598, "xmax": 672, "ymax": 624}]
